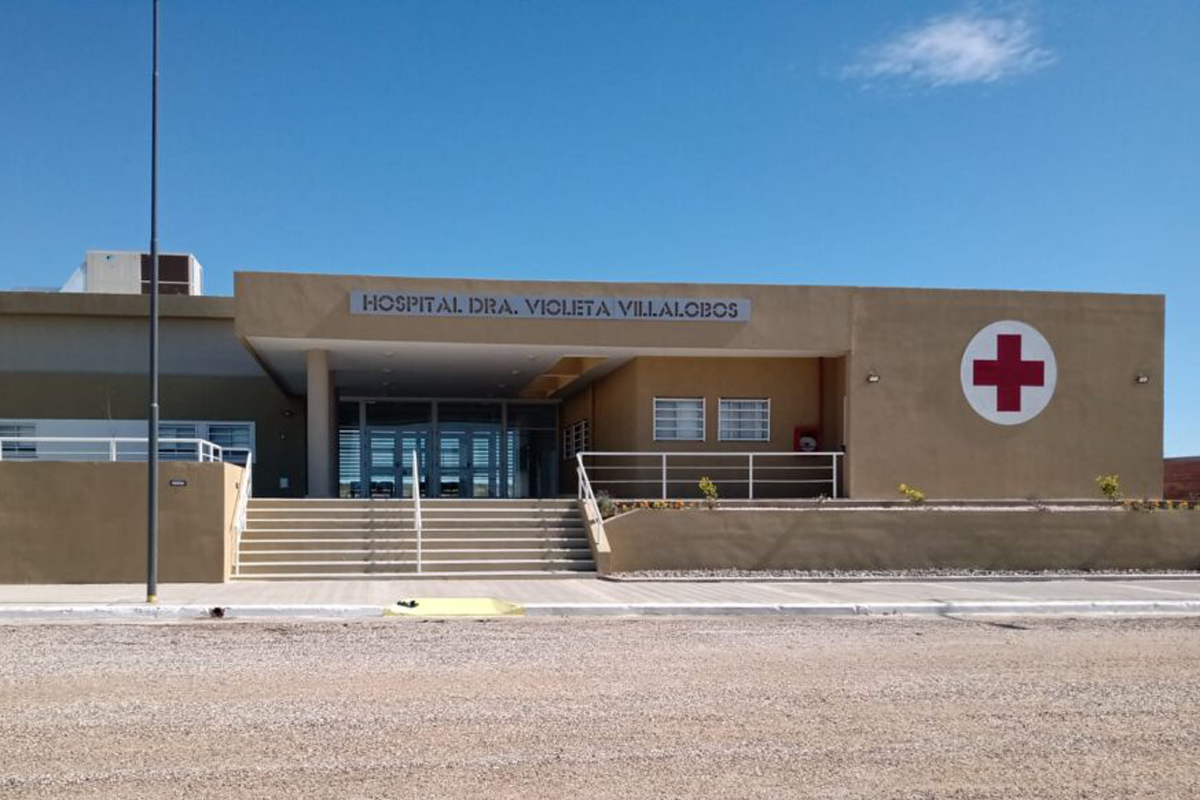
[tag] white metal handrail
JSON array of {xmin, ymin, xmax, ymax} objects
[
  {"xmin": 575, "ymin": 452, "xmax": 609, "ymax": 552},
  {"xmin": 230, "ymin": 453, "xmax": 253, "ymax": 577},
  {"xmin": 411, "ymin": 448, "xmax": 423, "ymax": 573},
  {"xmin": 578, "ymin": 451, "xmax": 843, "ymax": 499},
  {"xmin": 0, "ymin": 437, "xmax": 228, "ymax": 463}
]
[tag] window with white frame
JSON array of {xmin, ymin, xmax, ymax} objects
[
  {"xmin": 718, "ymin": 398, "xmax": 770, "ymax": 442},
  {"xmin": 562, "ymin": 418, "xmax": 590, "ymax": 460},
  {"xmin": 0, "ymin": 419, "xmax": 254, "ymax": 463},
  {"xmin": 159, "ymin": 422, "xmax": 199, "ymax": 460},
  {"xmin": 206, "ymin": 423, "xmax": 254, "ymax": 464},
  {"xmin": 0, "ymin": 422, "xmax": 36, "ymax": 459},
  {"xmin": 653, "ymin": 398, "xmax": 705, "ymax": 441}
]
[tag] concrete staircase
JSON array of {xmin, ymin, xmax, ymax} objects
[{"xmin": 234, "ymin": 498, "xmax": 595, "ymax": 579}]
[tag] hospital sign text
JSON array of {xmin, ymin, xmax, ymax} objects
[{"xmin": 350, "ymin": 292, "xmax": 750, "ymax": 322}]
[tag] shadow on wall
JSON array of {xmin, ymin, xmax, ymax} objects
[{"xmin": 602, "ymin": 507, "xmax": 1200, "ymax": 573}]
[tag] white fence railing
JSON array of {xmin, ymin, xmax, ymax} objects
[
  {"xmin": 0, "ymin": 437, "xmax": 238, "ymax": 463},
  {"xmin": 231, "ymin": 455, "xmax": 254, "ymax": 577},
  {"xmin": 575, "ymin": 452, "xmax": 609, "ymax": 549},
  {"xmin": 411, "ymin": 447, "xmax": 424, "ymax": 573},
  {"xmin": 577, "ymin": 451, "xmax": 843, "ymax": 500}
]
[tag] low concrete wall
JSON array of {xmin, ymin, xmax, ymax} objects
[
  {"xmin": 0, "ymin": 462, "xmax": 242, "ymax": 584},
  {"xmin": 603, "ymin": 508, "xmax": 1200, "ymax": 573}
]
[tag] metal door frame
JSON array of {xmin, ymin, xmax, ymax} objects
[{"xmin": 346, "ymin": 398, "xmax": 558, "ymax": 498}]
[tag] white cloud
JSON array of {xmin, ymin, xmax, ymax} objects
[{"xmin": 846, "ymin": 9, "xmax": 1055, "ymax": 87}]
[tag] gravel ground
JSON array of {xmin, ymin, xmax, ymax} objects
[{"xmin": 2, "ymin": 616, "xmax": 1199, "ymax": 799}]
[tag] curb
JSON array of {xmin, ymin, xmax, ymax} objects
[
  {"xmin": 523, "ymin": 600, "xmax": 1200, "ymax": 616},
  {"xmin": 0, "ymin": 605, "xmax": 386, "ymax": 621},
  {"xmin": 2, "ymin": 599, "xmax": 1200, "ymax": 621}
]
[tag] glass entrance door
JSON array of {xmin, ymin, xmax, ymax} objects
[
  {"xmin": 340, "ymin": 400, "xmax": 557, "ymax": 498},
  {"xmin": 436, "ymin": 426, "xmax": 501, "ymax": 498},
  {"xmin": 365, "ymin": 427, "xmax": 429, "ymax": 498}
]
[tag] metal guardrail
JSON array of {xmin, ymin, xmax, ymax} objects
[
  {"xmin": 0, "ymin": 437, "xmax": 231, "ymax": 463},
  {"xmin": 411, "ymin": 447, "xmax": 424, "ymax": 573},
  {"xmin": 231, "ymin": 454, "xmax": 253, "ymax": 578},
  {"xmin": 575, "ymin": 452, "xmax": 609, "ymax": 548},
  {"xmin": 577, "ymin": 451, "xmax": 843, "ymax": 500}
]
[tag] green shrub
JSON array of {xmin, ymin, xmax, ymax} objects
[
  {"xmin": 698, "ymin": 476, "xmax": 719, "ymax": 509},
  {"xmin": 595, "ymin": 490, "xmax": 615, "ymax": 519},
  {"xmin": 897, "ymin": 483, "xmax": 926, "ymax": 505},
  {"xmin": 1096, "ymin": 474, "xmax": 1122, "ymax": 502}
]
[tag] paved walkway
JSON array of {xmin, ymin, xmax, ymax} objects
[{"xmin": 1, "ymin": 577, "xmax": 1199, "ymax": 618}]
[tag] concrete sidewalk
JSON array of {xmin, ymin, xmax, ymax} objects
[{"xmin": 2, "ymin": 577, "xmax": 1200, "ymax": 620}]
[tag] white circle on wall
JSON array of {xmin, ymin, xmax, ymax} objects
[{"xmin": 960, "ymin": 320, "xmax": 1057, "ymax": 426}]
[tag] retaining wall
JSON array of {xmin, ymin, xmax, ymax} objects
[
  {"xmin": 0, "ymin": 461, "xmax": 242, "ymax": 583},
  {"xmin": 602, "ymin": 507, "xmax": 1200, "ymax": 573}
]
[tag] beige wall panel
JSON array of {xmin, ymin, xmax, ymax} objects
[
  {"xmin": 604, "ymin": 508, "xmax": 1200, "ymax": 573},
  {"xmin": 234, "ymin": 272, "xmax": 855, "ymax": 352},
  {"xmin": 846, "ymin": 290, "xmax": 1164, "ymax": 499},
  {"xmin": 572, "ymin": 356, "xmax": 825, "ymax": 498},
  {"xmin": 0, "ymin": 315, "xmax": 264, "ymax": 376},
  {"xmin": 560, "ymin": 385, "xmax": 592, "ymax": 430},
  {"xmin": 0, "ymin": 373, "xmax": 306, "ymax": 497},
  {"xmin": 0, "ymin": 291, "xmax": 232, "ymax": 319},
  {"xmin": 818, "ymin": 356, "xmax": 847, "ymax": 450},
  {"xmin": 589, "ymin": 360, "xmax": 639, "ymax": 452},
  {"xmin": 625, "ymin": 356, "xmax": 819, "ymax": 451},
  {"xmin": 0, "ymin": 462, "xmax": 239, "ymax": 583}
]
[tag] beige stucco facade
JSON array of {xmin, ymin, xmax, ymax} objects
[
  {"xmin": 0, "ymin": 461, "xmax": 241, "ymax": 583},
  {"xmin": 0, "ymin": 271, "xmax": 1165, "ymax": 503}
]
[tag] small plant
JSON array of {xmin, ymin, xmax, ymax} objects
[
  {"xmin": 897, "ymin": 483, "xmax": 926, "ymax": 505},
  {"xmin": 595, "ymin": 490, "xmax": 615, "ymax": 519},
  {"xmin": 698, "ymin": 476, "xmax": 719, "ymax": 509},
  {"xmin": 1096, "ymin": 474, "xmax": 1122, "ymax": 502}
]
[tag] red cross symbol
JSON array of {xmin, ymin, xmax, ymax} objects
[{"xmin": 972, "ymin": 334, "xmax": 1045, "ymax": 412}]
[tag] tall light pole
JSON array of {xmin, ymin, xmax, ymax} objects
[{"xmin": 147, "ymin": 0, "xmax": 160, "ymax": 604}]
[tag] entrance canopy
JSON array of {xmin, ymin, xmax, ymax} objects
[
  {"xmin": 243, "ymin": 337, "xmax": 837, "ymax": 499},
  {"xmin": 243, "ymin": 337, "xmax": 823, "ymax": 399}
]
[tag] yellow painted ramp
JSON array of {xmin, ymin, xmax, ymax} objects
[{"xmin": 384, "ymin": 598, "xmax": 525, "ymax": 617}]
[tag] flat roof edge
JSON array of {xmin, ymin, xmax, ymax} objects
[
  {"xmin": 0, "ymin": 291, "xmax": 234, "ymax": 320},
  {"xmin": 231, "ymin": 270, "xmax": 1165, "ymax": 303}
]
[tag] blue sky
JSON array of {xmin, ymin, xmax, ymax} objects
[{"xmin": 1, "ymin": 1, "xmax": 1197, "ymax": 454}]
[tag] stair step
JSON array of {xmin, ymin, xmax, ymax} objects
[
  {"xmin": 240, "ymin": 548, "xmax": 593, "ymax": 562},
  {"xmin": 232, "ymin": 570, "xmax": 597, "ymax": 581},
  {"xmin": 237, "ymin": 537, "xmax": 585, "ymax": 551},
  {"xmin": 236, "ymin": 558, "xmax": 595, "ymax": 574},
  {"xmin": 238, "ymin": 498, "xmax": 591, "ymax": 580},
  {"xmin": 247, "ymin": 527, "xmax": 417, "ymax": 533}
]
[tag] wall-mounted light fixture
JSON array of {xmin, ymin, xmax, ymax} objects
[
  {"xmin": 866, "ymin": 372, "xmax": 881, "ymax": 384},
  {"xmin": 1134, "ymin": 374, "xmax": 1150, "ymax": 384}
]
